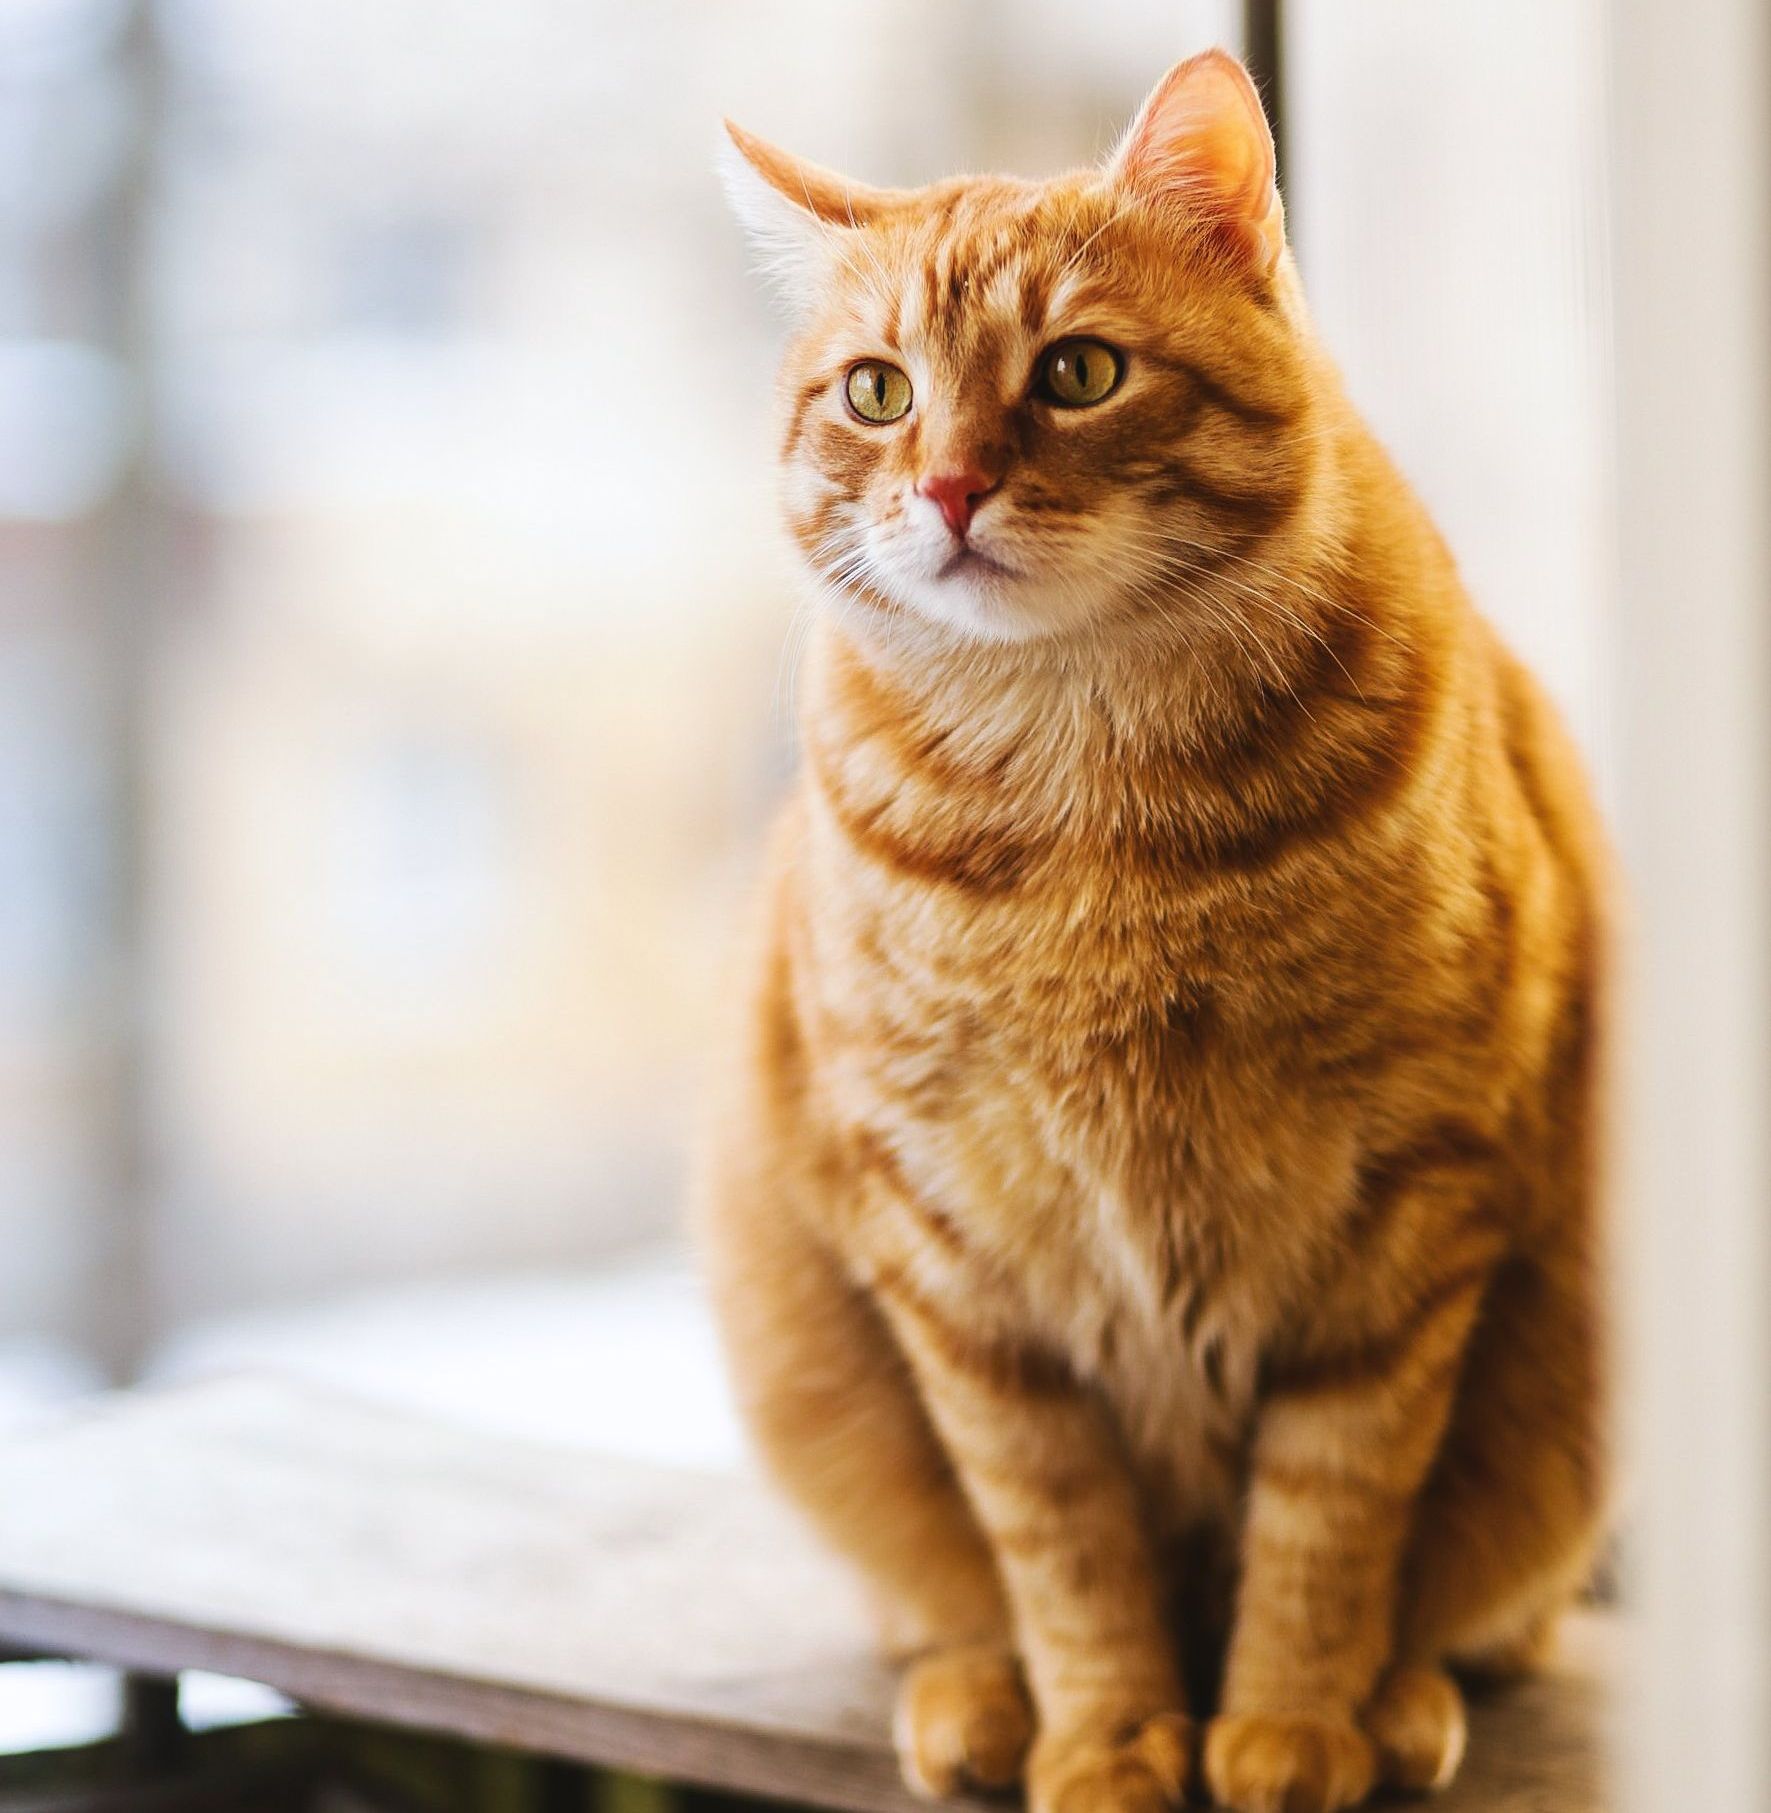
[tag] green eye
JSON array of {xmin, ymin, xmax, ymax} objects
[
  {"xmin": 1038, "ymin": 337, "xmax": 1123, "ymax": 408},
  {"xmin": 845, "ymin": 360, "xmax": 913, "ymax": 424}
]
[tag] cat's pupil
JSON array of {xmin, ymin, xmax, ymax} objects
[
  {"xmin": 1074, "ymin": 351, "xmax": 1089, "ymax": 390},
  {"xmin": 873, "ymin": 369, "xmax": 886, "ymax": 407}
]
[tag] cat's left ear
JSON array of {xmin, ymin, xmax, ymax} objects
[
  {"xmin": 720, "ymin": 121, "xmax": 903, "ymax": 301},
  {"xmin": 1108, "ymin": 49, "xmax": 1285, "ymax": 275}
]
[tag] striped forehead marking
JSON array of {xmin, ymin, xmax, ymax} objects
[{"xmin": 883, "ymin": 220, "xmax": 1062, "ymax": 373}]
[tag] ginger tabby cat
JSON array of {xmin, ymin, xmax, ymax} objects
[{"xmin": 699, "ymin": 48, "xmax": 1609, "ymax": 1813}]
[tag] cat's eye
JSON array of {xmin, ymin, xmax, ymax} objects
[
  {"xmin": 844, "ymin": 361, "xmax": 913, "ymax": 424},
  {"xmin": 1037, "ymin": 338, "xmax": 1124, "ymax": 408}
]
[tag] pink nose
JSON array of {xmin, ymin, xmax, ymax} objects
[{"xmin": 917, "ymin": 469, "xmax": 997, "ymax": 538}]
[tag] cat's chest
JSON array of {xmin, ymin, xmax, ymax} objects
[
  {"xmin": 836, "ymin": 878, "xmax": 1347, "ymax": 1258},
  {"xmin": 828, "ymin": 894, "xmax": 1360, "ymax": 1532},
  {"xmin": 815, "ymin": 829, "xmax": 1360, "ymax": 1447},
  {"xmin": 897, "ymin": 1080, "xmax": 1296, "ymax": 1531},
  {"xmin": 862, "ymin": 972, "xmax": 1348, "ymax": 1344},
  {"xmin": 919, "ymin": 1037, "xmax": 1343, "ymax": 1319}
]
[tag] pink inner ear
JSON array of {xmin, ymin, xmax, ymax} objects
[{"xmin": 1115, "ymin": 51, "xmax": 1280, "ymax": 263}]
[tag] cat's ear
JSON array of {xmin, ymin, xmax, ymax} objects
[
  {"xmin": 1107, "ymin": 49, "xmax": 1284, "ymax": 275},
  {"xmin": 720, "ymin": 121, "xmax": 901, "ymax": 301}
]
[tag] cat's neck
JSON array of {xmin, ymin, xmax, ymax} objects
[
  {"xmin": 800, "ymin": 419, "xmax": 1453, "ymax": 835},
  {"xmin": 808, "ymin": 539, "xmax": 1385, "ymax": 769}
]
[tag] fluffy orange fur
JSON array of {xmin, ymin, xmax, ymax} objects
[{"xmin": 699, "ymin": 50, "xmax": 1610, "ymax": 1813}]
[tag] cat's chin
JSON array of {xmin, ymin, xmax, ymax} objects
[
  {"xmin": 895, "ymin": 584, "xmax": 1076, "ymax": 648},
  {"xmin": 826, "ymin": 561, "xmax": 1187, "ymax": 656},
  {"xmin": 866, "ymin": 567, "xmax": 1108, "ymax": 649},
  {"xmin": 813, "ymin": 547, "xmax": 1118, "ymax": 648}
]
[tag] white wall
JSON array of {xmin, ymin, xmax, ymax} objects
[{"xmin": 1610, "ymin": 0, "xmax": 1771, "ymax": 1805}]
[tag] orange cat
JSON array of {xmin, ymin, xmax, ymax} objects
[{"xmin": 698, "ymin": 49, "xmax": 1610, "ymax": 1813}]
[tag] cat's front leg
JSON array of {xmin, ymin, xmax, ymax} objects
[
  {"xmin": 1206, "ymin": 1253, "xmax": 1497, "ymax": 1813},
  {"xmin": 874, "ymin": 1273, "xmax": 1191, "ymax": 1813}
]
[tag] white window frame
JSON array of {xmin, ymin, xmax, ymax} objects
[{"xmin": 1610, "ymin": 0, "xmax": 1771, "ymax": 1805}]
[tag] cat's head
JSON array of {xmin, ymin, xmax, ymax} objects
[{"xmin": 724, "ymin": 49, "xmax": 1324, "ymax": 648}]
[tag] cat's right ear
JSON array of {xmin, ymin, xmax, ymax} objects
[{"xmin": 720, "ymin": 122, "xmax": 900, "ymax": 304}]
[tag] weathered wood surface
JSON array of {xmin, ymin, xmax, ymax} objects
[{"xmin": 0, "ymin": 1378, "xmax": 1614, "ymax": 1812}]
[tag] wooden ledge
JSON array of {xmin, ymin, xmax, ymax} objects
[{"xmin": 0, "ymin": 1379, "xmax": 1614, "ymax": 1811}]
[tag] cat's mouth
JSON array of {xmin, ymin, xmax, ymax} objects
[{"xmin": 937, "ymin": 543, "xmax": 1019, "ymax": 582}]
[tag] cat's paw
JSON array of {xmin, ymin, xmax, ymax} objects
[
  {"xmin": 1203, "ymin": 1712, "xmax": 1375, "ymax": 1813},
  {"xmin": 1364, "ymin": 1666, "xmax": 1466, "ymax": 1792},
  {"xmin": 894, "ymin": 1645, "xmax": 1035, "ymax": 1797},
  {"xmin": 1028, "ymin": 1710, "xmax": 1193, "ymax": 1813}
]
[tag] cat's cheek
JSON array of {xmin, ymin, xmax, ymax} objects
[{"xmin": 780, "ymin": 464, "xmax": 848, "ymax": 550}]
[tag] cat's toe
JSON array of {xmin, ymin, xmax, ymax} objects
[
  {"xmin": 1028, "ymin": 1711, "xmax": 1193, "ymax": 1813},
  {"xmin": 894, "ymin": 1645, "xmax": 1035, "ymax": 1797},
  {"xmin": 1364, "ymin": 1666, "xmax": 1467, "ymax": 1793},
  {"xmin": 1203, "ymin": 1712, "xmax": 1375, "ymax": 1813}
]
